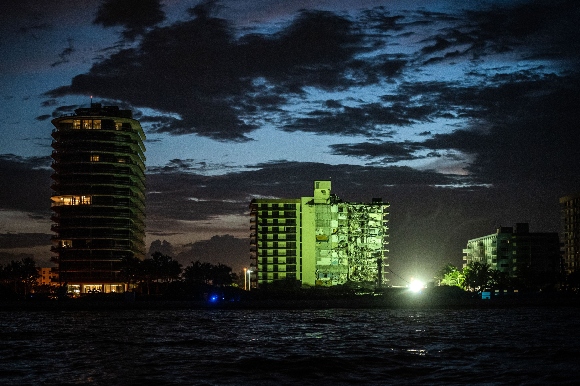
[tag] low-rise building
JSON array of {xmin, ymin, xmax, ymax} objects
[{"xmin": 36, "ymin": 267, "xmax": 59, "ymax": 286}]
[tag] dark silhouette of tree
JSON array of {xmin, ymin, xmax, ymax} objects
[
  {"xmin": 489, "ymin": 269, "xmax": 514, "ymax": 289},
  {"xmin": 150, "ymin": 252, "xmax": 182, "ymax": 283},
  {"xmin": 119, "ymin": 255, "xmax": 142, "ymax": 290},
  {"xmin": 137, "ymin": 252, "xmax": 182, "ymax": 295},
  {"xmin": 0, "ymin": 257, "xmax": 40, "ymax": 296},
  {"xmin": 183, "ymin": 260, "xmax": 213, "ymax": 285},
  {"xmin": 463, "ymin": 262, "xmax": 492, "ymax": 292},
  {"xmin": 211, "ymin": 263, "xmax": 235, "ymax": 287},
  {"xmin": 183, "ymin": 261, "xmax": 238, "ymax": 287}
]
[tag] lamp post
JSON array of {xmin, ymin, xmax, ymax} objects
[{"xmin": 243, "ymin": 267, "xmax": 247, "ymax": 291}]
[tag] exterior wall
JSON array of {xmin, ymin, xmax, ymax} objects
[
  {"xmin": 249, "ymin": 199, "xmax": 301, "ymax": 287},
  {"xmin": 36, "ymin": 267, "xmax": 59, "ymax": 286},
  {"xmin": 561, "ymin": 194, "xmax": 580, "ymax": 274},
  {"xmin": 300, "ymin": 196, "xmax": 316, "ymax": 286},
  {"xmin": 250, "ymin": 181, "xmax": 389, "ymax": 288},
  {"xmin": 50, "ymin": 104, "xmax": 146, "ymax": 291}
]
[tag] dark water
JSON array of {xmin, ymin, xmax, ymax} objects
[{"xmin": 1, "ymin": 307, "xmax": 579, "ymax": 385}]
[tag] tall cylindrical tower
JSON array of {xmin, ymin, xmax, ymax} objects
[{"xmin": 50, "ymin": 104, "xmax": 146, "ymax": 293}]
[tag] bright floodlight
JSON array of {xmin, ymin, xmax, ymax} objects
[{"xmin": 409, "ymin": 279, "xmax": 424, "ymax": 293}]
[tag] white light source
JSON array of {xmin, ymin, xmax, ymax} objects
[
  {"xmin": 409, "ymin": 279, "xmax": 424, "ymax": 293},
  {"xmin": 246, "ymin": 268, "xmax": 252, "ymax": 291},
  {"xmin": 243, "ymin": 268, "xmax": 247, "ymax": 291}
]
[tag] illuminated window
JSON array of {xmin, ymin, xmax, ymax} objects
[
  {"xmin": 52, "ymin": 195, "xmax": 92, "ymax": 206},
  {"xmin": 115, "ymin": 122, "xmax": 122, "ymax": 130},
  {"xmin": 93, "ymin": 119, "xmax": 101, "ymax": 129},
  {"xmin": 61, "ymin": 240, "xmax": 72, "ymax": 247},
  {"xmin": 90, "ymin": 155, "xmax": 100, "ymax": 162},
  {"xmin": 118, "ymin": 158, "xmax": 126, "ymax": 163},
  {"xmin": 73, "ymin": 120, "xmax": 81, "ymax": 129}
]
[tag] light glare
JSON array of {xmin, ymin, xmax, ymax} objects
[{"xmin": 409, "ymin": 279, "xmax": 424, "ymax": 293}]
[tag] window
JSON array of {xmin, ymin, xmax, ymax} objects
[
  {"xmin": 90, "ymin": 155, "xmax": 100, "ymax": 162},
  {"xmin": 52, "ymin": 195, "xmax": 92, "ymax": 206},
  {"xmin": 73, "ymin": 120, "xmax": 81, "ymax": 129}
]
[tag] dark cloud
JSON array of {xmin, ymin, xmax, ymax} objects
[
  {"xmin": 282, "ymin": 103, "xmax": 413, "ymax": 136},
  {"xmin": 0, "ymin": 252, "xmax": 36, "ymax": 266},
  {"xmin": 330, "ymin": 141, "xmax": 419, "ymax": 162},
  {"xmin": 175, "ymin": 234, "xmax": 248, "ymax": 273},
  {"xmin": 146, "ymin": 160, "xmax": 460, "ymax": 222},
  {"xmin": 420, "ymin": 0, "xmax": 580, "ymax": 64},
  {"xmin": 46, "ymin": 8, "xmax": 371, "ymax": 141},
  {"xmin": 0, "ymin": 155, "xmax": 52, "ymax": 213},
  {"xmin": 0, "ymin": 233, "xmax": 51, "ymax": 248},
  {"xmin": 93, "ymin": 0, "xmax": 165, "ymax": 40}
]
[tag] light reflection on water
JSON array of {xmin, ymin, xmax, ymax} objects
[{"xmin": 1, "ymin": 307, "xmax": 579, "ymax": 385}]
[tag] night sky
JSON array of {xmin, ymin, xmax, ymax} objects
[{"xmin": 1, "ymin": 0, "xmax": 579, "ymax": 285}]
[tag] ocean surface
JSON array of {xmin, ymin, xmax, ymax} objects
[{"xmin": 1, "ymin": 306, "xmax": 579, "ymax": 385}]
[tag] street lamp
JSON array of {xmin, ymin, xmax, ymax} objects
[
  {"xmin": 247, "ymin": 268, "xmax": 252, "ymax": 291},
  {"xmin": 243, "ymin": 267, "xmax": 247, "ymax": 291}
]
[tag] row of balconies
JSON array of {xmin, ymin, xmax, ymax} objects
[
  {"xmin": 51, "ymin": 158, "xmax": 146, "ymax": 174},
  {"xmin": 258, "ymin": 242, "xmax": 298, "ymax": 249},
  {"xmin": 52, "ymin": 143, "xmax": 145, "ymax": 159},
  {"xmin": 258, "ymin": 257, "xmax": 297, "ymax": 265},
  {"xmin": 51, "ymin": 163, "xmax": 145, "ymax": 178},
  {"xmin": 51, "ymin": 188, "xmax": 146, "ymax": 202},
  {"xmin": 256, "ymin": 249, "xmax": 298, "ymax": 257},
  {"xmin": 257, "ymin": 219, "xmax": 297, "ymax": 225},
  {"xmin": 51, "ymin": 208, "xmax": 146, "ymax": 220},
  {"xmin": 256, "ymin": 211, "xmax": 297, "ymax": 218},
  {"xmin": 51, "ymin": 154, "xmax": 145, "ymax": 168},
  {"xmin": 51, "ymin": 127, "xmax": 144, "ymax": 142},
  {"xmin": 51, "ymin": 178, "xmax": 146, "ymax": 193},
  {"xmin": 51, "ymin": 200, "xmax": 146, "ymax": 215},
  {"xmin": 256, "ymin": 265, "xmax": 297, "ymax": 273},
  {"xmin": 52, "ymin": 173, "xmax": 145, "ymax": 188},
  {"xmin": 51, "ymin": 223, "xmax": 145, "ymax": 234},
  {"xmin": 52, "ymin": 135, "xmax": 145, "ymax": 152}
]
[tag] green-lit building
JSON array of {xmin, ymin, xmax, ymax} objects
[
  {"xmin": 249, "ymin": 181, "xmax": 389, "ymax": 288},
  {"xmin": 50, "ymin": 104, "xmax": 146, "ymax": 294},
  {"xmin": 463, "ymin": 223, "xmax": 560, "ymax": 283}
]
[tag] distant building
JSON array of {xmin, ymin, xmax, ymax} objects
[
  {"xmin": 249, "ymin": 181, "xmax": 389, "ymax": 288},
  {"xmin": 36, "ymin": 267, "xmax": 59, "ymax": 286},
  {"xmin": 463, "ymin": 223, "xmax": 560, "ymax": 284},
  {"xmin": 560, "ymin": 193, "xmax": 580, "ymax": 275},
  {"xmin": 50, "ymin": 104, "xmax": 146, "ymax": 294}
]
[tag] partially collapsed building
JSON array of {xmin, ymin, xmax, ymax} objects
[{"xmin": 249, "ymin": 181, "xmax": 389, "ymax": 288}]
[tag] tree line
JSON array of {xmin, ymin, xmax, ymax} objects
[
  {"xmin": 436, "ymin": 261, "xmax": 573, "ymax": 292},
  {"xmin": 0, "ymin": 257, "xmax": 40, "ymax": 299},
  {"xmin": 0, "ymin": 253, "xmax": 239, "ymax": 300}
]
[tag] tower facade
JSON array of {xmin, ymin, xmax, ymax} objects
[
  {"xmin": 463, "ymin": 223, "xmax": 560, "ymax": 286},
  {"xmin": 561, "ymin": 194, "xmax": 580, "ymax": 275},
  {"xmin": 50, "ymin": 104, "xmax": 146, "ymax": 294},
  {"xmin": 249, "ymin": 181, "xmax": 389, "ymax": 289}
]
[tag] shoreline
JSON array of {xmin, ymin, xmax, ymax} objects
[{"xmin": 2, "ymin": 292, "xmax": 578, "ymax": 311}]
